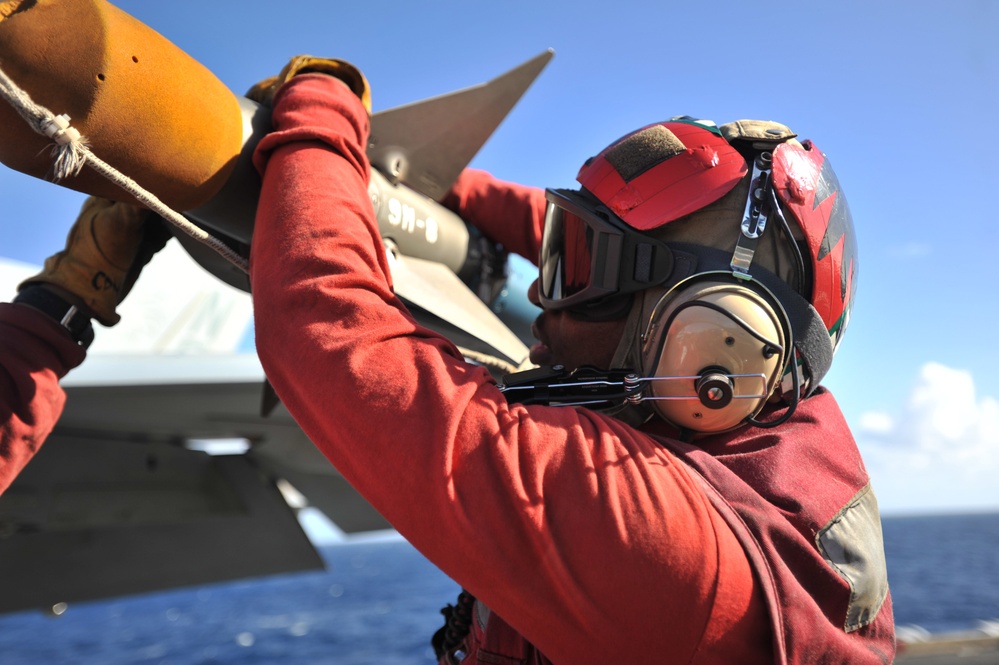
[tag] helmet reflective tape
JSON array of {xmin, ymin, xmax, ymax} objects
[
  {"xmin": 640, "ymin": 278, "xmax": 788, "ymax": 433},
  {"xmin": 539, "ymin": 189, "xmax": 676, "ymax": 312},
  {"xmin": 772, "ymin": 140, "xmax": 858, "ymax": 350}
]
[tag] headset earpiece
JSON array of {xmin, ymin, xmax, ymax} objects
[{"xmin": 640, "ymin": 276, "xmax": 789, "ymax": 433}]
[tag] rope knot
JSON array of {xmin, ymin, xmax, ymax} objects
[
  {"xmin": 41, "ymin": 113, "xmax": 82, "ymax": 146},
  {"xmin": 0, "ymin": 62, "xmax": 249, "ymax": 274}
]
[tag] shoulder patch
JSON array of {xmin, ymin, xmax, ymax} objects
[{"xmin": 816, "ymin": 483, "xmax": 890, "ymax": 632}]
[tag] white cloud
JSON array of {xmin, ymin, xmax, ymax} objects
[
  {"xmin": 856, "ymin": 362, "xmax": 999, "ymax": 514},
  {"xmin": 858, "ymin": 411, "xmax": 894, "ymax": 435}
]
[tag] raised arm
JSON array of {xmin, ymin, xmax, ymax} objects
[
  {"xmin": 249, "ymin": 72, "xmax": 764, "ymax": 664},
  {"xmin": 442, "ymin": 168, "xmax": 547, "ymax": 265}
]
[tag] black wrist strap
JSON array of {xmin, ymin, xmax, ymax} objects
[{"xmin": 13, "ymin": 286, "xmax": 95, "ymax": 349}]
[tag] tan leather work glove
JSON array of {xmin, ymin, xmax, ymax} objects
[
  {"xmin": 245, "ymin": 55, "xmax": 371, "ymax": 113},
  {"xmin": 19, "ymin": 197, "xmax": 171, "ymax": 326}
]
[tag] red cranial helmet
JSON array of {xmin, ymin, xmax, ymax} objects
[{"xmin": 538, "ymin": 117, "xmax": 857, "ymax": 432}]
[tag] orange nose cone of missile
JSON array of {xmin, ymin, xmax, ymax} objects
[{"xmin": 0, "ymin": 0, "xmax": 243, "ymax": 211}]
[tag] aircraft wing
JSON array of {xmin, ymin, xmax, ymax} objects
[
  {"xmin": 0, "ymin": 436, "xmax": 323, "ymax": 615},
  {"xmin": 0, "ymin": 351, "xmax": 403, "ymax": 616}
]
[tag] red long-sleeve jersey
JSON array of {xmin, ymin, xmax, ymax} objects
[
  {"xmin": 0, "ymin": 302, "xmax": 85, "ymax": 494},
  {"xmin": 249, "ymin": 74, "xmax": 772, "ymax": 664}
]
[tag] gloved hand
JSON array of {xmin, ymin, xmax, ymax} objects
[
  {"xmin": 18, "ymin": 196, "xmax": 171, "ymax": 326},
  {"xmin": 245, "ymin": 55, "xmax": 371, "ymax": 113}
]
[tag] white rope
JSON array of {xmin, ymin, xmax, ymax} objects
[{"xmin": 0, "ymin": 65, "xmax": 249, "ymax": 273}]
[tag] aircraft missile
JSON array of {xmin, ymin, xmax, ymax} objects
[{"xmin": 0, "ymin": 0, "xmax": 551, "ymax": 367}]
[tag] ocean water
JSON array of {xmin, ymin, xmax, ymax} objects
[
  {"xmin": 0, "ymin": 513, "xmax": 996, "ymax": 664},
  {"xmin": 882, "ymin": 512, "xmax": 999, "ymax": 634}
]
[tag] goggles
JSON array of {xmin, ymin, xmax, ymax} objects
[{"xmin": 539, "ymin": 189, "xmax": 676, "ymax": 313}]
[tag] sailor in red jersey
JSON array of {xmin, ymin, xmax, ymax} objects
[
  {"xmin": 0, "ymin": 198, "xmax": 167, "ymax": 494},
  {"xmin": 248, "ymin": 59, "xmax": 894, "ymax": 665}
]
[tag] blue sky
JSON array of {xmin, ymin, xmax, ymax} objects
[{"xmin": 1, "ymin": 0, "xmax": 997, "ymax": 515}]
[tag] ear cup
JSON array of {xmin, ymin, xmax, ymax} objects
[{"xmin": 640, "ymin": 278, "xmax": 788, "ymax": 433}]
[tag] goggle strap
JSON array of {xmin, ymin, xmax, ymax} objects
[
  {"xmin": 634, "ymin": 243, "xmax": 653, "ymax": 283},
  {"xmin": 618, "ymin": 234, "xmax": 676, "ymax": 293}
]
